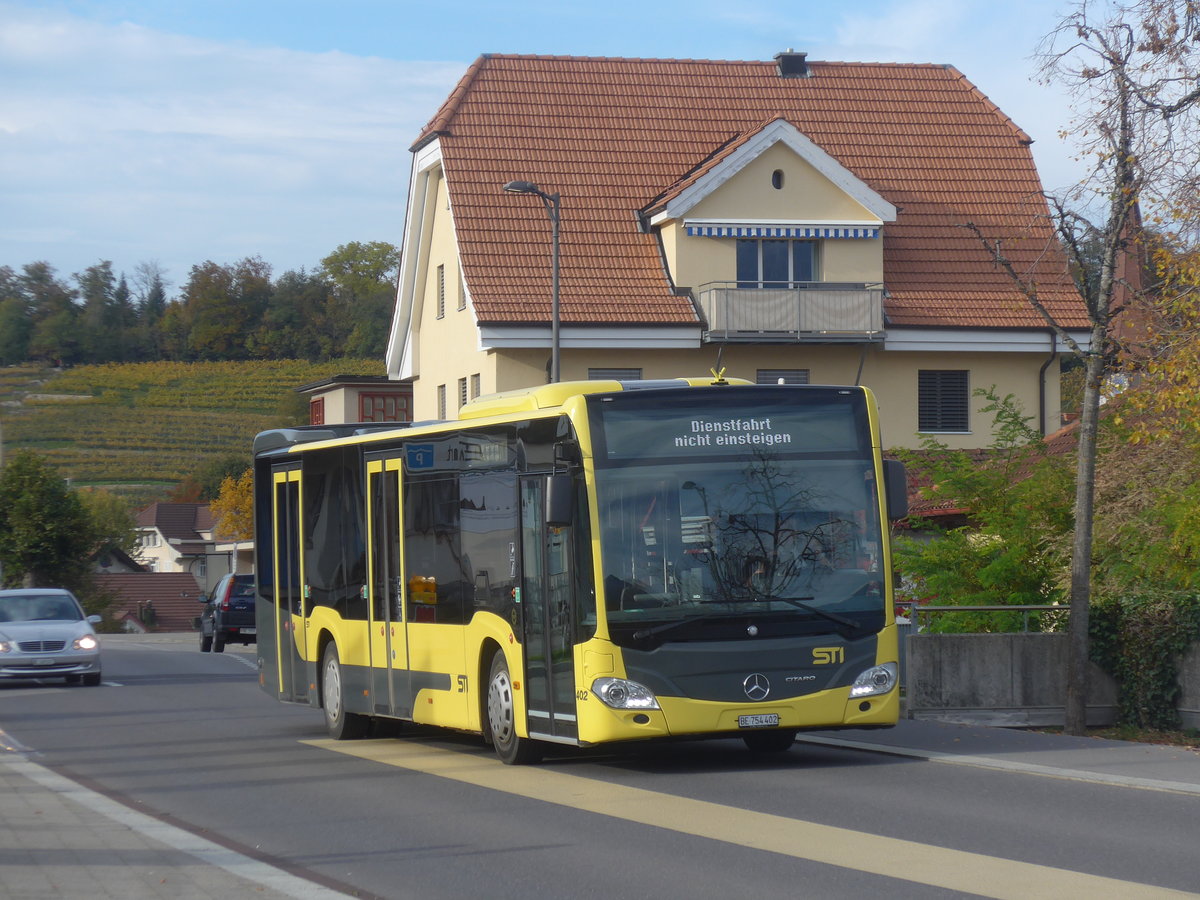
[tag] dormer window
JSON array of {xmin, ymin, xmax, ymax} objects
[{"xmin": 736, "ymin": 238, "xmax": 817, "ymax": 288}]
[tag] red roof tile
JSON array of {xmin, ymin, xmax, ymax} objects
[
  {"xmin": 419, "ymin": 54, "xmax": 1086, "ymax": 330},
  {"xmin": 98, "ymin": 573, "xmax": 204, "ymax": 632}
]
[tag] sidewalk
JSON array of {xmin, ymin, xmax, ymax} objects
[
  {"xmin": 0, "ymin": 751, "xmax": 347, "ymax": 900},
  {"xmin": 804, "ymin": 718, "xmax": 1200, "ymax": 794}
]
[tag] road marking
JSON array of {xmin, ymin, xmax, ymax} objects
[
  {"xmin": 308, "ymin": 738, "xmax": 1198, "ymax": 900},
  {"xmin": 797, "ymin": 734, "xmax": 1200, "ymax": 796}
]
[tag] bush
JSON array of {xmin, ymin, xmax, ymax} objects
[{"xmin": 1090, "ymin": 592, "xmax": 1200, "ymax": 729}]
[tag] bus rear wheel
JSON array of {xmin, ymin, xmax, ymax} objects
[
  {"xmin": 322, "ymin": 643, "xmax": 368, "ymax": 740},
  {"xmin": 743, "ymin": 729, "xmax": 797, "ymax": 753},
  {"xmin": 486, "ymin": 651, "xmax": 542, "ymax": 765}
]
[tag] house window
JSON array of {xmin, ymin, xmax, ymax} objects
[
  {"xmin": 736, "ymin": 239, "xmax": 817, "ymax": 287},
  {"xmin": 771, "ymin": 169, "xmax": 784, "ymax": 190},
  {"xmin": 196, "ymin": 558, "xmax": 207, "ymax": 579},
  {"xmin": 437, "ymin": 384, "xmax": 447, "ymax": 419},
  {"xmin": 589, "ymin": 368, "xmax": 642, "ymax": 381},
  {"xmin": 457, "ymin": 266, "xmax": 466, "ymax": 310},
  {"xmin": 458, "ymin": 377, "xmax": 468, "ymax": 409},
  {"xmin": 757, "ymin": 369, "xmax": 809, "ymax": 385},
  {"xmin": 436, "ymin": 264, "xmax": 446, "ymax": 318},
  {"xmin": 470, "ymin": 373, "xmax": 481, "ymax": 399},
  {"xmin": 310, "ymin": 397, "xmax": 325, "ymax": 426},
  {"xmin": 918, "ymin": 370, "xmax": 970, "ymax": 432},
  {"xmin": 359, "ymin": 393, "xmax": 410, "ymax": 423}
]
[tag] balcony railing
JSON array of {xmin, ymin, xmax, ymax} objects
[{"xmin": 697, "ymin": 282, "xmax": 885, "ymax": 342}]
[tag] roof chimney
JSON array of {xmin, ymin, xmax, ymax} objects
[{"xmin": 774, "ymin": 49, "xmax": 809, "ymax": 78}]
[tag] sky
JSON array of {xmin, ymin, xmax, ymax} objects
[{"xmin": 1, "ymin": 0, "xmax": 1088, "ymax": 296}]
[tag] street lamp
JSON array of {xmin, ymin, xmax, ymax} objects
[{"xmin": 502, "ymin": 180, "xmax": 561, "ymax": 383}]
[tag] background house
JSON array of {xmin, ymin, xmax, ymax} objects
[
  {"xmin": 135, "ymin": 502, "xmax": 250, "ymax": 592},
  {"xmin": 297, "ymin": 375, "xmax": 413, "ymax": 426},
  {"xmin": 386, "ymin": 52, "xmax": 1090, "ymax": 450},
  {"xmin": 96, "ymin": 572, "xmax": 204, "ymax": 633}
]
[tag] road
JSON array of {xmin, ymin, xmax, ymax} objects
[{"xmin": 2, "ymin": 633, "xmax": 1199, "ymax": 899}]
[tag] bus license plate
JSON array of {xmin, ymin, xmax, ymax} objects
[{"xmin": 738, "ymin": 714, "xmax": 779, "ymax": 729}]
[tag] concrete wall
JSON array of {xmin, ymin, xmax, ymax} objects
[
  {"xmin": 1179, "ymin": 643, "xmax": 1200, "ymax": 730},
  {"xmin": 906, "ymin": 633, "xmax": 1120, "ymax": 727}
]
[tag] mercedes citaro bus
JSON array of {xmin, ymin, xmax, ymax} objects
[{"xmin": 253, "ymin": 376, "xmax": 907, "ymax": 763}]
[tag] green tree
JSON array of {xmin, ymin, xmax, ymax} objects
[
  {"xmin": 180, "ymin": 258, "xmax": 273, "ymax": 360},
  {"xmin": 0, "ymin": 267, "xmax": 32, "ymax": 363},
  {"xmin": 0, "ymin": 296, "xmax": 32, "ymax": 364},
  {"xmin": 895, "ymin": 389, "xmax": 1074, "ymax": 633},
  {"xmin": 320, "ymin": 241, "xmax": 400, "ymax": 358},
  {"xmin": 196, "ymin": 454, "xmax": 250, "ymax": 501},
  {"xmin": 23, "ymin": 262, "xmax": 80, "ymax": 364},
  {"xmin": 132, "ymin": 261, "xmax": 170, "ymax": 360},
  {"xmin": 966, "ymin": 0, "xmax": 1200, "ymax": 733},
  {"xmin": 251, "ymin": 269, "xmax": 335, "ymax": 359},
  {"xmin": 0, "ymin": 450, "xmax": 93, "ymax": 590},
  {"xmin": 77, "ymin": 488, "xmax": 140, "ymax": 559},
  {"xmin": 76, "ymin": 261, "xmax": 123, "ymax": 363}
]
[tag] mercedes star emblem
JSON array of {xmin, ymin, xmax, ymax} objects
[{"xmin": 743, "ymin": 673, "xmax": 770, "ymax": 701}]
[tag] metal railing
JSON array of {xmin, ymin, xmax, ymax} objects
[
  {"xmin": 697, "ymin": 281, "xmax": 885, "ymax": 342},
  {"xmin": 897, "ymin": 602, "xmax": 1069, "ymax": 634}
]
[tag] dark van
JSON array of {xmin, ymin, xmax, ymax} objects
[{"xmin": 199, "ymin": 574, "xmax": 256, "ymax": 652}]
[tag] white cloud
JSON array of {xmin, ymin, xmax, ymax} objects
[{"xmin": 0, "ymin": 4, "xmax": 465, "ymax": 285}]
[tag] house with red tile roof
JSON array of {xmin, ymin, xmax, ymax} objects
[
  {"xmin": 96, "ymin": 572, "xmax": 205, "ymax": 633},
  {"xmin": 385, "ymin": 52, "xmax": 1090, "ymax": 449}
]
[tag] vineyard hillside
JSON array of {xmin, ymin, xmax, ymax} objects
[{"xmin": 0, "ymin": 360, "xmax": 383, "ymax": 498}]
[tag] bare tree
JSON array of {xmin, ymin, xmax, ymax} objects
[{"xmin": 968, "ymin": 0, "xmax": 1200, "ymax": 734}]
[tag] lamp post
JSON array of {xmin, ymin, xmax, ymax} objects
[{"xmin": 502, "ymin": 180, "xmax": 561, "ymax": 382}]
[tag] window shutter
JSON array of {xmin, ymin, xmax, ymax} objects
[{"xmin": 918, "ymin": 370, "xmax": 969, "ymax": 431}]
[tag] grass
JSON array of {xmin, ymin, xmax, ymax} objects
[{"xmin": 0, "ymin": 358, "xmax": 383, "ymax": 498}]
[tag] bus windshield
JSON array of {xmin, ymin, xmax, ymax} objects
[{"xmin": 589, "ymin": 390, "xmax": 885, "ymax": 647}]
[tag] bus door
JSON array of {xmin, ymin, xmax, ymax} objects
[
  {"xmin": 366, "ymin": 458, "xmax": 410, "ymax": 717},
  {"xmin": 520, "ymin": 476, "xmax": 578, "ymax": 742},
  {"xmin": 271, "ymin": 467, "xmax": 307, "ymax": 702}
]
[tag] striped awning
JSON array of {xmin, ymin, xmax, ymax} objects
[{"xmin": 684, "ymin": 223, "xmax": 880, "ymax": 239}]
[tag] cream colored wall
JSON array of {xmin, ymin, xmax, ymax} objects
[
  {"xmin": 412, "ymin": 172, "xmax": 495, "ymax": 419},
  {"xmin": 484, "ymin": 344, "xmax": 1063, "ymax": 450},
  {"xmin": 665, "ymin": 143, "xmax": 884, "ymax": 290}
]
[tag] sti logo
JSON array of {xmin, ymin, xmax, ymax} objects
[
  {"xmin": 812, "ymin": 646, "xmax": 845, "ymax": 666},
  {"xmin": 406, "ymin": 444, "xmax": 435, "ymax": 470}
]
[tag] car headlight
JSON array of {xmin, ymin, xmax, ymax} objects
[
  {"xmin": 591, "ymin": 677, "xmax": 660, "ymax": 710},
  {"xmin": 74, "ymin": 635, "xmax": 98, "ymax": 651},
  {"xmin": 849, "ymin": 662, "xmax": 897, "ymax": 698},
  {"xmin": 0, "ymin": 640, "xmax": 11, "ymax": 653}
]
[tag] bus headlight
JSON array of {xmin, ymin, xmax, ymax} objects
[
  {"xmin": 591, "ymin": 677, "xmax": 660, "ymax": 710},
  {"xmin": 849, "ymin": 662, "xmax": 897, "ymax": 698}
]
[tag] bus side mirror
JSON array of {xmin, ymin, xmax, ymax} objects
[
  {"xmin": 883, "ymin": 459, "xmax": 908, "ymax": 521},
  {"xmin": 546, "ymin": 473, "xmax": 574, "ymax": 527}
]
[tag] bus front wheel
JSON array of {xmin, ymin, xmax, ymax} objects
[
  {"xmin": 486, "ymin": 651, "xmax": 542, "ymax": 765},
  {"xmin": 322, "ymin": 643, "xmax": 369, "ymax": 740}
]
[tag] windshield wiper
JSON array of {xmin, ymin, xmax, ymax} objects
[
  {"xmin": 632, "ymin": 612, "xmax": 723, "ymax": 641},
  {"xmin": 756, "ymin": 594, "xmax": 864, "ymax": 637}
]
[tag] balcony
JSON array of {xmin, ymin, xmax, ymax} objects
[{"xmin": 697, "ymin": 282, "xmax": 885, "ymax": 343}]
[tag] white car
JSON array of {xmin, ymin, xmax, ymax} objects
[{"xmin": 0, "ymin": 588, "xmax": 103, "ymax": 686}]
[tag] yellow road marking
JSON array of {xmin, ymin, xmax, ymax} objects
[{"xmin": 305, "ymin": 738, "xmax": 1196, "ymax": 899}]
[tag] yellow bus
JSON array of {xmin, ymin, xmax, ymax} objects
[{"xmin": 253, "ymin": 376, "xmax": 907, "ymax": 763}]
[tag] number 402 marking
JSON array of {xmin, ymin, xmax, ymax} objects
[{"xmin": 812, "ymin": 646, "xmax": 845, "ymax": 665}]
